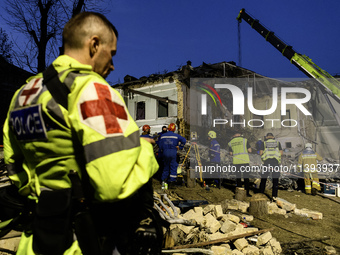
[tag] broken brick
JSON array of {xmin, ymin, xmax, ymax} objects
[
  {"xmin": 233, "ymin": 238, "xmax": 249, "ymax": 251},
  {"xmin": 256, "ymin": 231, "xmax": 272, "ymax": 246}
]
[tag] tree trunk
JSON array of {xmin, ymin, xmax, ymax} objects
[
  {"xmin": 249, "ymin": 195, "xmax": 268, "ymax": 216},
  {"xmin": 235, "ymin": 187, "xmax": 247, "ymax": 201}
]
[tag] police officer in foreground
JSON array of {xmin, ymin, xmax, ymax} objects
[
  {"xmin": 228, "ymin": 132, "xmax": 252, "ymax": 196},
  {"xmin": 298, "ymin": 143, "xmax": 322, "ymax": 195},
  {"xmin": 159, "ymin": 123, "xmax": 186, "ymax": 189},
  {"xmin": 259, "ymin": 133, "xmax": 283, "ymax": 200},
  {"xmin": 3, "ymin": 12, "xmax": 160, "ymax": 255}
]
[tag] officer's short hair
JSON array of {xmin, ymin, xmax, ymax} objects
[{"xmin": 63, "ymin": 12, "xmax": 118, "ymax": 50}]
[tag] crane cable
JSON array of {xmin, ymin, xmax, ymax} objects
[{"xmin": 238, "ymin": 20, "xmax": 242, "ymax": 67}]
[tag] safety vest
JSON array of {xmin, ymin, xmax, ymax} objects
[
  {"xmin": 261, "ymin": 139, "xmax": 281, "ymax": 163},
  {"xmin": 3, "ymin": 55, "xmax": 158, "ymax": 202},
  {"xmin": 298, "ymin": 149, "xmax": 323, "ymax": 172},
  {"xmin": 228, "ymin": 137, "xmax": 250, "ymax": 164}
]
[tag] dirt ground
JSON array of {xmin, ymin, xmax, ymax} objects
[{"xmin": 153, "ymin": 178, "xmax": 340, "ymax": 254}]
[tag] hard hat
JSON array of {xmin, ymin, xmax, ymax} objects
[
  {"xmin": 232, "ymin": 132, "xmax": 242, "ymax": 137},
  {"xmin": 258, "ymin": 138, "xmax": 262, "ymax": 141},
  {"xmin": 305, "ymin": 143, "xmax": 312, "ymax": 149},
  {"xmin": 208, "ymin": 131, "xmax": 216, "ymax": 139},
  {"xmin": 168, "ymin": 123, "xmax": 176, "ymax": 132},
  {"xmin": 142, "ymin": 125, "xmax": 150, "ymax": 131}
]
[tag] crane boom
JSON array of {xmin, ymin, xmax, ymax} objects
[{"xmin": 237, "ymin": 8, "xmax": 340, "ymax": 126}]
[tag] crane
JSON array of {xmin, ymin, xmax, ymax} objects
[{"xmin": 236, "ymin": 8, "xmax": 340, "ymax": 127}]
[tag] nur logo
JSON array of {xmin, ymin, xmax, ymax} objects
[
  {"xmin": 200, "ymin": 83, "xmax": 311, "ymax": 116},
  {"xmin": 198, "ymin": 83, "xmax": 222, "ymax": 115}
]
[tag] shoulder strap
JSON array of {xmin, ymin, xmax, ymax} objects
[
  {"xmin": 43, "ymin": 65, "xmax": 70, "ymax": 109},
  {"xmin": 42, "ymin": 64, "xmax": 94, "ymax": 199}
]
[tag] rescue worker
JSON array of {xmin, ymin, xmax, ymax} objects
[
  {"xmin": 159, "ymin": 123, "xmax": 186, "ymax": 189},
  {"xmin": 140, "ymin": 124, "xmax": 153, "ymax": 139},
  {"xmin": 208, "ymin": 131, "xmax": 220, "ymax": 187},
  {"xmin": 160, "ymin": 126, "xmax": 168, "ymax": 136},
  {"xmin": 259, "ymin": 133, "xmax": 283, "ymax": 200},
  {"xmin": 255, "ymin": 138, "xmax": 263, "ymax": 155},
  {"xmin": 3, "ymin": 12, "xmax": 160, "ymax": 255},
  {"xmin": 154, "ymin": 126, "xmax": 168, "ymax": 181},
  {"xmin": 154, "ymin": 126, "xmax": 167, "ymax": 142},
  {"xmin": 228, "ymin": 132, "xmax": 252, "ymax": 196},
  {"xmin": 298, "ymin": 143, "xmax": 322, "ymax": 195},
  {"xmin": 208, "ymin": 131, "xmax": 220, "ymax": 163}
]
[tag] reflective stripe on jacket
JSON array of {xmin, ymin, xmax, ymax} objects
[
  {"xmin": 159, "ymin": 131, "xmax": 186, "ymax": 152},
  {"xmin": 261, "ymin": 139, "xmax": 281, "ymax": 163},
  {"xmin": 228, "ymin": 137, "xmax": 249, "ymax": 164},
  {"xmin": 3, "ymin": 55, "xmax": 158, "ymax": 202},
  {"xmin": 298, "ymin": 149, "xmax": 323, "ymax": 172}
]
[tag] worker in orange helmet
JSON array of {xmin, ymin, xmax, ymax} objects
[
  {"xmin": 159, "ymin": 123, "xmax": 186, "ymax": 188},
  {"xmin": 140, "ymin": 124, "xmax": 152, "ymax": 138}
]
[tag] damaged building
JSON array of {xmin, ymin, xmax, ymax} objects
[{"xmin": 113, "ymin": 61, "xmax": 340, "ymax": 160}]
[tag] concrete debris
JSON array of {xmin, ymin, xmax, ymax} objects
[
  {"xmin": 0, "ymin": 237, "xmax": 21, "ymax": 254},
  {"xmin": 211, "ymin": 245, "xmax": 233, "ymax": 255},
  {"xmin": 214, "ymin": 205, "xmax": 224, "ymax": 219},
  {"xmin": 204, "ymin": 213, "xmax": 222, "ymax": 234},
  {"xmin": 256, "ymin": 232, "xmax": 272, "ymax": 246},
  {"xmin": 203, "ymin": 204, "xmax": 215, "ymax": 215},
  {"xmin": 267, "ymin": 202, "xmax": 287, "ymax": 215},
  {"xmin": 234, "ymin": 238, "xmax": 249, "ymax": 251},
  {"xmin": 231, "ymin": 250, "xmax": 244, "ymax": 255},
  {"xmin": 275, "ymin": 198, "xmax": 296, "ymax": 211},
  {"xmin": 208, "ymin": 232, "xmax": 228, "ymax": 241},
  {"xmin": 294, "ymin": 208, "xmax": 323, "ymax": 220},
  {"xmin": 232, "ymin": 250, "xmax": 245, "ymax": 255},
  {"xmin": 324, "ymin": 246, "xmax": 337, "ymax": 254},
  {"xmin": 260, "ymin": 246, "xmax": 274, "ymax": 255},
  {"xmin": 268, "ymin": 238, "xmax": 282, "ymax": 255},
  {"xmin": 244, "ymin": 227, "xmax": 259, "ymax": 233},
  {"xmin": 220, "ymin": 220, "xmax": 237, "ymax": 234},
  {"xmin": 194, "ymin": 206, "xmax": 204, "ymax": 215},
  {"xmin": 165, "ymin": 203, "xmax": 282, "ymax": 254},
  {"xmin": 223, "ymin": 199, "xmax": 250, "ymax": 213},
  {"xmin": 241, "ymin": 214, "xmax": 254, "ymax": 222},
  {"xmin": 266, "ymin": 198, "xmax": 322, "ymax": 219},
  {"xmin": 222, "ymin": 214, "xmax": 241, "ymax": 223},
  {"xmin": 242, "ymin": 245, "xmax": 260, "ymax": 255}
]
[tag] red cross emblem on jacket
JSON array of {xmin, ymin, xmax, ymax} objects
[
  {"xmin": 80, "ymin": 82, "xmax": 128, "ymax": 134},
  {"xmin": 20, "ymin": 78, "xmax": 42, "ymax": 106}
]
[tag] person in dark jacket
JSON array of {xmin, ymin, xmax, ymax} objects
[{"xmin": 159, "ymin": 123, "xmax": 186, "ymax": 188}]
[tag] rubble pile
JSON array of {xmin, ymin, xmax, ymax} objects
[
  {"xmin": 267, "ymin": 198, "xmax": 322, "ymax": 220},
  {"xmin": 165, "ymin": 204, "xmax": 282, "ymax": 254},
  {"xmin": 220, "ymin": 197, "xmax": 323, "ymax": 220}
]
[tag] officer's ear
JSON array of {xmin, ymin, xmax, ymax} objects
[{"xmin": 89, "ymin": 35, "xmax": 100, "ymax": 57}]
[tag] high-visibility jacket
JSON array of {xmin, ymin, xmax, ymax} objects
[
  {"xmin": 228, "ymin": 137, "xmax": 250, "ymax": 165},
  {"xmin": 261, "ymin": 139, "xmax": 281, "ymax": 163},
  {"xmin": 3, "ymin": 55, "xmax": 158, "ymax": 202},
  {"xmin": 298, "ymin": 148, "xmax": 323, "ymax": 173}
]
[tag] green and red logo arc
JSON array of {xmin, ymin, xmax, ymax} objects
[{"xmin": 198, "ymin": 83, "xmax": 223, "ymax": 107}]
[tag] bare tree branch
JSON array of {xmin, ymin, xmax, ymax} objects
[{"xmin": 2, "ymin": 0, "xmax": 108, "ymax": 73}]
